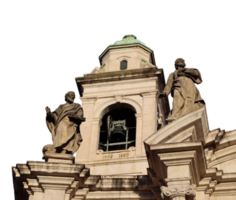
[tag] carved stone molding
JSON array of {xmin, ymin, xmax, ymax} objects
[
  {"xmin": 204, "ymin": 148, "xmax": 213, "ymax": 163},
  {"xmin": 81, "ymin": 97, "xmax": 97, "ymax": 104},
  {"xmin": 96, "ymin": 149, "xmax": 104, "ymax": 155},
  {"xmin": 128, "ymin": 146, "xmax": 136, "ymax": 151},
  {"xmin": 141, "ymin": 91, "xmax": 157, "ymax": 98},
  {"xmin": 161, "ymin": 185, "xmax": 196, "ymax": 200},
  {"xmin": 158, "ymin": 113, "xmax": 163, "ymax": 124},
  {"xmin": 96, "ymin": 146, "xmax": 136, "ymax": 155},
  {"xmin": 92, "ymin": 117, "xmax": 103, "ymax": 127},
  {"xmin": 114, "ymin": 95, "xmax": 123, "ymax": 102},
  {"xmin": 135, "ymin": 113, "xmax": 143, "ymax": 119}
]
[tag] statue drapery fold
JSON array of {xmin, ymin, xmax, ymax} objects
[
  {"xmin": 163, "ymin": 67, "xmax": 205, "ymax": 118},
  {"xmin": 46, "ymin": 103, "xmax": 83, "ymax": 154}
]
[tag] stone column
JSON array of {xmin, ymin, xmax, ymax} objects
[
  {"xmin": 141, "ymin": 92, "xmax": 157, "ymax": 153},
  {"xmin": 135, "ymin": 113, "xmax": 143, "ymax": 156},
  {"xmin": 157, "ymin": 151, "xmax": 199, "ymax": 200},
  {"xmin": 89, "ymin": 117, "xmax": 102, "ymax": 160},
  {"xmin": 161, "ymin": 185, "xmax": 196, "ymax": 200}
]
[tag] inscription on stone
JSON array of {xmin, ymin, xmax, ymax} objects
[
  {"xmin": 103, "ymin": 154, "xmax": 113, "ymax": 159},
  {"xmin": 119, "ymin": 152, "xmax": 129, "ymax": 158}
]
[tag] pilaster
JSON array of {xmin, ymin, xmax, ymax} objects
[
  {"xmin": 135, "ymin": 113, "xmax": 143, "ymax": 155},
  {"xmin": 13, "ymin": 160, "xmax": 86, "ymax": 200},
  {"xmin": 89, "ymin": 117, "xmax": 102, "ymax": 160},
  {"xmin": 141, "ymin": 91, "xmax": 157, "ymax": 153},
  {"xmin": 76, "ymin": 97, "xmax": 96, "ymax": 162}
]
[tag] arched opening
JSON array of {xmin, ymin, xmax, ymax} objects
[
  {"xmin": 98, "ymin": 103, "xmax": 136, "ymax": 151},
  {"xmin": 120, "ymin": 60, "xmax": 127, "ymax": 70}
]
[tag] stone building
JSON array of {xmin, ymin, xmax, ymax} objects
[{"xmin": 12, "ymin": 35, "xmax": 236, "ymax": 200}]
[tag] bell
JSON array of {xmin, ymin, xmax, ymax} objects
[
  {"xmin": 112, "ymin": 127, "xmax": 125, "ymax": 135},
  {"xmin": 110, "ymin": 123, "xmax": 126, "ymax": 142},
  {"xmin": 107, "ymin": 116, "xmax": 127, "ymax": 142}
]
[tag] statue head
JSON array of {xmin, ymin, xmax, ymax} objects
[
  {"xmin": 175, "ymin": 58, "xmax": 186, "ymax": 69},
  {"xmin": 65, "ymin": 91, "xmax": 75, "ymax": 103}
]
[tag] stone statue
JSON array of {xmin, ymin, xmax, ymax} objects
[
  {"xmin": 43, "ymin": 91, "xmax": 85, "ymax": 156},
  {"xmin": 159, "ymin": 58, "xmax": 205, "ymax": 119}
]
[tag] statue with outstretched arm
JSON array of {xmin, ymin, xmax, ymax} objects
[{"xmin": 43, "ymin": 91, "xmax": 85, "ymax": 155}]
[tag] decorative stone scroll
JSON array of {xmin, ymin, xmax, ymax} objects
[{"xmin": 161, "ymin": 185, "xmax": 196, "ymax": 200}]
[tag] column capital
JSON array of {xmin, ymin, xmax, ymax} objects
[
  {"xmin": 161, "ymin": 185, "xmax": 196, "ymax": 200},
  {"xmin": 92, "ymin": 117, "xmax": 102, "ymax": 126},
  {"xmin": 135, "ymin": 113, "xmax": 143, "ymax": 119}
]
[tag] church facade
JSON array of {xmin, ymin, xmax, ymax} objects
[{"xmin": 12, "ymin": 35, "xmax": 236, "ymax": 200}]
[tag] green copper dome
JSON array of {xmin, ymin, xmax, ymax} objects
[{"xmin": 111, "ymin": 35, "xmax": 151, "ymax": 49}]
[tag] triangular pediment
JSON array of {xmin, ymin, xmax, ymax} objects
[{"xmin": 145, "ymin": 106, "xmax": 209, "ymax": 145}]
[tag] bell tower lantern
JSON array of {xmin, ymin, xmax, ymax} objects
[
  {"xmin": 99, "ymin": 35, "xmax": 156, "ymax": 72},
  {"xmin": 75, "ymin": 35, "xmax": 169, "ymax": 175}
]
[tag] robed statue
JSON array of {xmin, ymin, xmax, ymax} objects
[
  {"xmin": 159, "ymin": 58, "xmax": 205, "ymax": 119},
  {"xmin": 43, "ymin": 91, "xmax": 85, "ymax": 155}
]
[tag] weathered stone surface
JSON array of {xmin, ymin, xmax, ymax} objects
[
  {"xmin": 159, "ymin": 58, "xmax": 205, "ymax": 120},
  {"xmin": 161, "ymin": 185, "xmax": 196, "ymax": 200},
  {"xmin": 43, "ymin": 91, "xmax": 85, "ymax": 156},
  {"xmin": 12, "ymin": 36, "xmax": 236, "ymax": 200}
]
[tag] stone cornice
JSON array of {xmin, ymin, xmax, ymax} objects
[
  {"xmin": 205, "ymin": 129, "xmax": 236, "ymax": 151},
  {"xmin": 12, "ymin": 160, "xmax": 155, "ymax": 200},
  {"xmin": 76, "ymin": 67, "xmax": 162, "ymax": 86},
  {"xmin": 144, "ymin": 106, "xmax": 209, "ymax": 145},
  {"xmin": 207, "ymin": 144, "xmax": 236, "ymax": 168},
  {"xmin": 81, "ymin": 89, "xmax": 158, "ymax": 99}
]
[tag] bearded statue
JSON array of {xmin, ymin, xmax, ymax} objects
[
  {"xmin": 43, "ymin": 91, "xmax": 85, "ymax": 156},
  {"xmin": 159, "ymin": 58, "xmax": 205, "ymax": 119}
]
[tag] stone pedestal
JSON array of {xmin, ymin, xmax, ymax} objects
[
  {"xmin": 36, "ymin": 155, "xmax": 77, "ymax": 200},
  {"xmin": 12, "ymin": 158, "xmax": 86, "ymax": 200},
  {"xmin": 43, "ymin": 153, "xmax": 75, "ymax": 164}
]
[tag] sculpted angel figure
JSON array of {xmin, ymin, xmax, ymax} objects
[
  {"xmin": 159, "ymin": 58, "xmax": 205, "ymax": 119},
  {"xmin": 43, "ymin": 91, "xmax": 85, "ymax": 155}
]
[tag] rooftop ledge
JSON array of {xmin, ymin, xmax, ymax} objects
[{"xmin": 75, "ymin": 67, "xmax": 162, "ymax": 83}]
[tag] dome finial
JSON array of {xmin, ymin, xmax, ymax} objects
[{"xmin": 123, "ymin": 32, "xmax": 137, "ymax": 39}]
